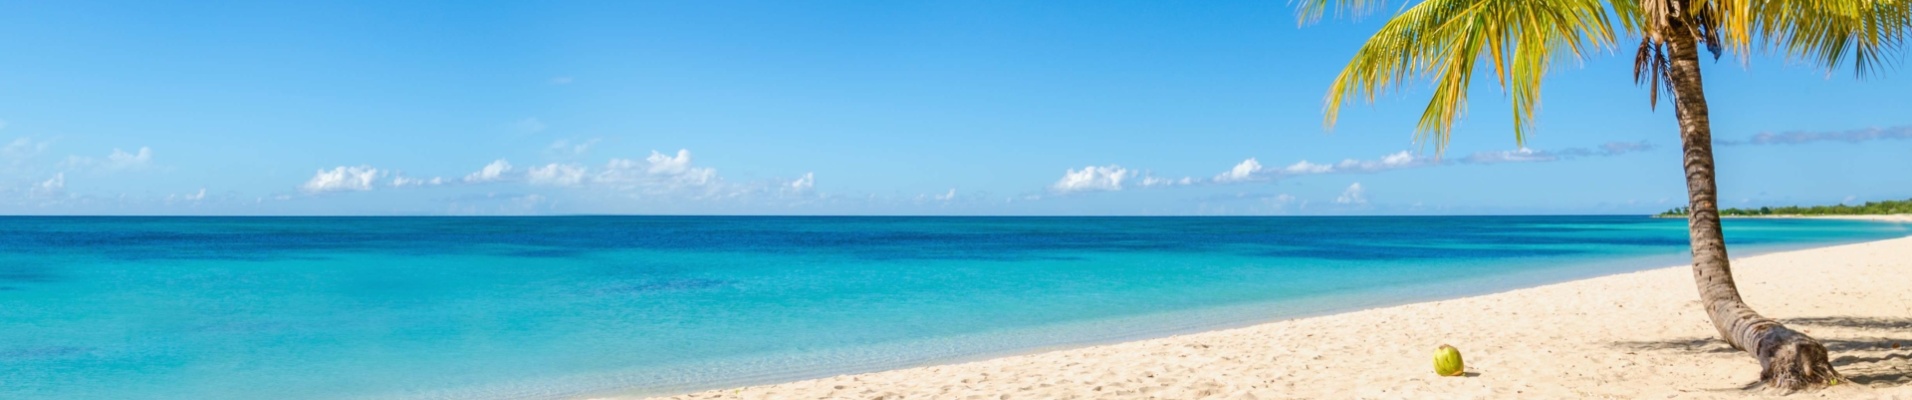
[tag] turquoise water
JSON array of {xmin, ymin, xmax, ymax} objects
[{"xmin": 1, "ymin": 216, "xmax": 1904, "ymax": 399}]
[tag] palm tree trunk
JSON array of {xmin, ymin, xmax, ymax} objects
[{"xmin": 1663, "ymin": 24, "xmax": 1840, "ymax": 390}]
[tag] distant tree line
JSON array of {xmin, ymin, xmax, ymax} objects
[{"xmin": 1656, "ymin": 198, "xmax": 1912, "ymax": 217}]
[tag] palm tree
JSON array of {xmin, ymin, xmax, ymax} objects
[{"xmin": 1301, "ymin": 0, "xmax": 1910, "ymax": 390}]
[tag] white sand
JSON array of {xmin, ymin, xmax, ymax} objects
[{"xmin": 639, "ymin": 221, "xmax": 1912, "ymax": 399}]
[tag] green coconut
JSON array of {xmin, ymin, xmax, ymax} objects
[{"xmin": 1433, "ymin": 344, "xmax": 1465, "ymax": 377}]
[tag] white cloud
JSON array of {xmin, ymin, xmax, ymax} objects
[
  {"xmin": 106, "ymin": 147, "xmax": 152, "ymax": 168},
  {"xmin": 464, "ymin": 159, "xmax": 514, "ymax": 183},
  {"xmin": 1140, "ymin": 176, "xmax": 1195, "ymax": 187},
  {"xmin": 1599, "ymin": 141, "xmax": 1653, "ymax": 154},
  {"xmin": 1200, "ymin": 152, "xmax": 1414, "ymax": 183},
  {"xmin": 1380, "ymin": 151, "xmax": 1415, "ymax": 166},
  {"xmin": 167, "ymin": 188, "xmax": 208, "ymax": 203},
  {"xmin": 594, "ymin": 149, "xmax": 720, "ymax": 192},
  {"xmin": 1052, "ymin": 165, "xmax": 1132, "ymax": 193},
  {"xmin": 1045, "ymin": 149, "xmax": 1442, "ymax": 194},
  {"xmin": 34, "ymin": 173, "xmax": 64, "ymax": 194},
  {"xmin": 528, "ymin": 163, "xmax": 588, "ymax": 186},
  {"xmin": 1720, "ymin": 125, "xmax": 1912, "ymax": 146},
  {"xmin": 1336, "ymin": 151, "xmax": 1423, "ymax": 172},
  {"xmin": 301, "ymin": 166, "xmax": 382, "ymax": 194},
  {"xmin": 935, "ymin": 188, "xmax": 957, "ymax": 201},
  {"xmin": 1336, "ymin": 182, "xmax": 1367, "ymax": 204},
  {"xmin": 1051, "ymin": 151, "xmax": 1428, "ymax": 194},
  {"xmin": 1461, "ymin": 141, "xmax": 1652, "ymax": 164},
  {"xmin": 1191, "ymin": 145, "xmax": 1598, "ymax": 186},
  {"xmin": 1461, "ymin": 148, "xmax": 1554, "ymax": 164},
  {"xmin": 1044, "ymin": 139, "xmax": 1660, "ymax": 196},
  {"xmin": 62, "ymin": 146, "xmax": 156, "ymax": 171},
  {"xmin": 788, "ymin": 172, "xmax": 815, "ymax": 191},
  {"xmin": 3, "ymin": 137, "xmax": 53, "ymax": 164},
  {"xmin": 1281, "ymin": 160, "xmax": 1334, "ymax": 175},
  {"xmin": 1214, "ymin": 158, "xmax": 1265, "ymax": 182},
  {"xmin": 390, "ymin": 176, "xmax": 446, "ymax": 187},
  {"xmin": 643, "ymin": 150, "xmax": 696, "ymax": 175},
  {"xmin": 292, "ymin": 149, "xmax": 804, "ymax": 204},
  {"xmin": 515, "ymin": 118, "xmax": 547, "ymax": 134}
]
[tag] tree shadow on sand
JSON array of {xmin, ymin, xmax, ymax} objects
[
  {"xmin": 1780, "ymin": 316, "xmax": 1912, "ymax": 331},
  {"xmin": 1608, "ymin": 316, "xmax": 1912, "ymax": 387}
]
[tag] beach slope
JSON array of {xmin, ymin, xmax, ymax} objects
[{"xmin": 641, "ymin": 232, "xmax": 1912, "ymax": 399}]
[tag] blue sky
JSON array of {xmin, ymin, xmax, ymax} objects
[{"xmin": 1, "ymin": 1, "xmax": 1907, "ymax": 215}]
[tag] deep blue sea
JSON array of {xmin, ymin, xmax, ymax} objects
[{"xmin": 2, "ymin": 216, "xmax": 1905, "ymax": 399}]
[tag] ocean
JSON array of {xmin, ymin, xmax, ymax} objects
[{"xmin": 1, "ymin": 216, "xmax": 1904, "ymax": 399}]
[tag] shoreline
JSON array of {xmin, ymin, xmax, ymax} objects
[
  {"xmin": 633, "ymin": 233, "xmax": 1912, "ymax": 399},
  {"xmin": 1766, "ymin": 214, "xmax": 1912, "ymax": 223},
  {"xmin": 1656, "ymin": 214, "xmax": 1912, "ymax": 223}
]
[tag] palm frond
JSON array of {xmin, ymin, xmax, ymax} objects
[
  {"xmin": 1632, "ymin": 39, "xmax": 1675, "ymax": 109},
  {"xmin": 1322, "ymin": 0, "xmax": 1617, "ymax": 153},
  {"xmin": 1716, "ymin": 0, "xmax": 1912, "ymax": 78}
]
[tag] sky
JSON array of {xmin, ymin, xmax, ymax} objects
[{"xmin": 1, "ymin": 1, "xmax": 1908, "ymax": 216}]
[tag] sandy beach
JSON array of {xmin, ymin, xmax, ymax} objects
[{"xmin": 640, "ymin": 217, "xmax": 1912, "ymax": 399}]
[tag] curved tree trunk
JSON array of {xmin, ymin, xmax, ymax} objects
[{"xmin": 1662, "ymin": 24, "xmax": 1841, "ymax": 391}]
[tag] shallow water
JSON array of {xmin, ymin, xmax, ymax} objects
[{"xmin": 1, "ymin": 216, "xmax": 1904, "ymax": 399}]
